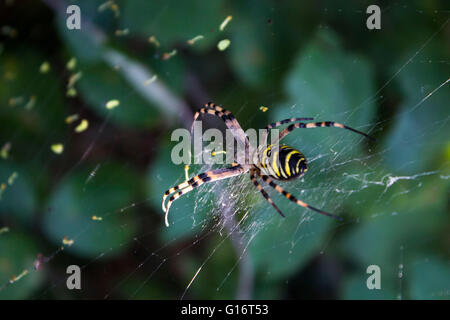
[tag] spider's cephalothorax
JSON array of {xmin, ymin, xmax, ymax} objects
[
  {"xmin": 162, "ymin": 102, "xmax": 375, "ymax": 227},
  {"xmin": 258, "ymin": 144, "xmax": 308, "ymax": 181}
]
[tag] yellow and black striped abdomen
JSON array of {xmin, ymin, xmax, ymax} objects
[{"xmin": 258, "ymin": 145, "xmax": 308, "ymax": 180}]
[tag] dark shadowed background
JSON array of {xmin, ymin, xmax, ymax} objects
[{"xmin": 0, "ymin": 0, "xmax": 449, "ymax": 300}]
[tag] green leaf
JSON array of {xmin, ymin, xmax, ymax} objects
[
  {"xmin": 42, "ymin": 162, "xmax": 139, "ymax": 258},
  {"xmin": 76, "ymin": 62, "xmax": 162, "ymax": 128},
  {"xmin": 0, "ymin": 232, "xmax": 44, "ymax": 299},
  {"xmin": 182, "ymin": 236, "xmax": 237, "ymax": 299},
  {"xmin": 226, "ymin": 1, "xmax": 317, "ymax": 89},
  {"xmin": 271, "ymin": 29, "xmax": 375, "ymax": 157},
  {"xmin": 121, "ymin": 0, "xmax": 225, "ymax": 49},
  {"xmin": 0, "ymin": 163, "xmax": 36, "ymax": 227},
  {"xmin": 339, "ymin": 173, "xmax": 448, "ymax": 300},
  {"xmin": 341, "ymin": 173, "xmax": 448, "ymax": 267},
  {"xmin": 341, "ymin": 274, "xmax": 397, "ymax": 300},
  {"xmin": 382, "ymin": 48, "xmax": 450, "ymax": 174},
  {"xmin": 409, "ymin": 256, "xmax": 450, "ymax": 300},
  {"xmin": 227, "ymin": 3, "xmax": 276, "ymax": 88},
  {"xmin": 249, "ymin": 203, "xmax": 332, "ymax": 279},
  {"xmin": 56, "ymin": 13, "xmax": 103, "ymax": 64},
  {"xmin": 0, "ymin": 48, "xmax": 66, "ymax": 156},
  {"xmin": 55, "ymin": 3, "xmax": 171, "ymax": 129}
]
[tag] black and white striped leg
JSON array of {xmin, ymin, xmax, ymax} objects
[
  {"xmin": 258, "ymin": 173, "xmax": 343, "ymax": 221},
  {"xmin": 265, "ymin": 117, "xmax": 315, "ymax": 130},
  {"xmin": 190, "ymin": 102, "xmax": 249, "ymax": 148},
  {"xmin": 162, "ymin": 164, "xmax": 246, "ymax": 227},
  {"xmin": 277, "ymin": 121, "xmax": 375, "ymax": 143},
  {"xmin": 261, "ymin": 117, "xmax": 314, "ymax": 145},
  {"xmin": 250, "ymin": 169, "xmax": 285, "ymax": 218}
]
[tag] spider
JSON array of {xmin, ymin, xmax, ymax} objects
[{"xmin": 162, "ymin": 102, "xmax": 374, "ymax": 227}]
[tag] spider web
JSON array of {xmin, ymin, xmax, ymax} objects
[{"xmin": 0, "ymin": 1, "xmax": 449, "ymax": 300}]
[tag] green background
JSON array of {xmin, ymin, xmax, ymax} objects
[{"xmin": 0, "ymin": 0, "xmax": 448, "ymax": 299}]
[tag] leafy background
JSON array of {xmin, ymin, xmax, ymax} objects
[{"xmin": 0, "ymin": 0, "xmax": 449, "ymax": 299}]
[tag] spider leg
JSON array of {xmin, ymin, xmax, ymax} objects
[
  {"xmin": 277, "ymin": 121, "xmax": 375, "ymax": 143},
  {"xmin": 162, "ymin": 164, "xmax": 247, "ymax": 227},
  {"xmin": 250, "ymin": 168, "xmax": 285, "ymax": 217},
  {"xmin": 191, "ymin": 102, "xmax": 249, "ymax": 146},
  {"xmin": 191, "ymin": 102, "xmax": 250, "ymax": 163},
  {"xmin": 257, "ymin": 173, "xmax": 343, "ymax": 221},
  {"xmin": 261, "ymin": 117, "xmax": 314, "ymax": 146},
  {"xmin": 265, "ymin": 117, "xmax": 315, "ymax": 130}
]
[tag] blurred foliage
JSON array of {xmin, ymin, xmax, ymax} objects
[
  {"xmin": 43, "ymin": 162, "xmax": 139, "ymax": 257},
  {"xmin": 0, "ymin": 0, "xmax": 449, "ymax": 300}
]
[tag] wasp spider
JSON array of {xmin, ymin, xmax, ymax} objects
[{"xmin": 162, "ymin": 102, "xmax": 374, "ymax": 226}]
